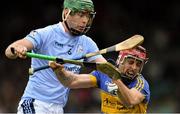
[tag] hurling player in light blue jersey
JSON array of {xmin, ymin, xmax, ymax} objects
[
  {"xmin": 5, "ymin": 0, "xmax": 106, "ymax": 113},
  {"xmin": 50, "ymin": 46, "xmax": 150, "ymax": 113}
]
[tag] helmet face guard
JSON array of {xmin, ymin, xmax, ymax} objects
[
  {"xmin": 116, "ymin": 46, "xmax": 148, "ymax": 80},
  {"xmin": 64, "ymin": 10, "xmax": 96, "ymax": 36},
  {"xmin": 63, "ymin": 0, "xmax": 95, "ymax": 36}
]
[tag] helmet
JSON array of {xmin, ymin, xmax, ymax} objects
[
  {"xmin": 63, "ymin": 0, "xmax": 94, "ymax": 12},
  {"xmin": 117, "ymin": 46, "xmax": 148, "ymax": 63},
  {"xmin": 116, "ymin": 46, "xmax": 148, "ymax": 79},
  {"xmin": 63, "ymin": 0, "xmax": 96, "ymax": 36}
]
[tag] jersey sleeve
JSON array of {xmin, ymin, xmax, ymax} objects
[
  {"xmin": 131, "ymin": 76, "xmax": 150, "ymax": 103},
  {"xmin": 25, "ymin": 26, "xmax": 51, "ymax": 52},
  {"xmin": 84, "ymin": 37, "xmax": 103, "ymax": 62},
  {"xmin": 89, "ymin": 74, "xmax": 98, "ymax": 87},
  {"xmin": 91, "ymin": 71, "xmax": 112, "ymax": 92},
  {"xmin": 91, "ymin": 71, "xmax": 101, "ymax": 87},
  {"xmin": 25, "ymin": 29, "xmax": 43, "ymax": 51}
]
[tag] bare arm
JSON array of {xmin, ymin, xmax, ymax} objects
[
  {"xmin": 49, "ymin": 62, "xmax": 96, "ymax": 89},
  {"xmin": 5, "ymin": 38, "xmax": 33, "ymax": 59},
  {"xmin": 113, "ymin": 79, "xmax": 145, "ymax": 107}
]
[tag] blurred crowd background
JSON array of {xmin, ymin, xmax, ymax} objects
[{"xmin": 1, "ymin": 0, "xmax": 180, "ymax": 113}]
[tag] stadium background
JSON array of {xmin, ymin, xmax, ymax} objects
[{"xmin": 0, "ymin": 0, "xmax": 180, "ymax": 112}]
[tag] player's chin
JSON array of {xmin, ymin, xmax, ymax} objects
[
  {"xmin": 76, "ymin": 27, "xmax": 85, "ymax": 32},
  {"xmin": 125, "ymin": 72, "xmax": 135, "ymax": 79}
]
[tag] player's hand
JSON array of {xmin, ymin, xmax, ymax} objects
[
  {"xmin": 49, "ymin": 61, "xmax": 65, "ymax": 77},
  {"xmin": 49, "ymin": 61, "xmax": 64, "ymax": 71},
  {"xmin": 11, "ymin": 46, "xmax": 27, "ymax": 59}
]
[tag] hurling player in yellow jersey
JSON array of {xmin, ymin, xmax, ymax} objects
[{"xmin": 50, "ymin": 46, "xmax": 150, "ymax": 113}]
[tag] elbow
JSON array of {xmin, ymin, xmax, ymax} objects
[
  {"xmin": 122, "ymin": 98, "xmax": 139, "ymax": 108},
  {"xmin": 122, "ymin": 100, "xmax": 133, "ymax": 108},
  {"xmin": 130, "ymin": 99, "xmax": 141, "ymax": 107}
]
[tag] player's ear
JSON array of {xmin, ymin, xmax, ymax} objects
[
  {"xmin": 62, "ymin": 8, "xmax": 71, "ymax": 21},
  {"xmin": 63, "ymin": 8, "xmax": 67, "ymax": 14},
  {"xmin": 64, "ymin": 9, "xmax": 71, "ymax": 16}
]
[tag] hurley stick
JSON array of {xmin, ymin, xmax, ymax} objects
[
  {"xmin": 12, "ymin": 34, "xmax": 144, "ymax": 74},
  {"xmin": 82, "ymin": 34, "xmax": 144, "ymax": 58}
]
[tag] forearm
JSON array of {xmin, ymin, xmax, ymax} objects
[
  {"xmin": 50, "ymin": 61, "xmax": 94, "ymax": 88},
  {"xmin": 55, "ymin": 68, "xmax": 77, "ymax": 87},
  {"xmin": 114, "ymin": 79, "xmax": 133, "ymax": 107},
  {"xmin": 55, "ymin": 69, "xmax": 95, "ymax": 88},
  {"xmin": 113, "ymin": 79, "xmax": 142, "ymax": 107},
  {"xmin": 5, "ymin": 38, "xmax": 33, "ymax": 59}
]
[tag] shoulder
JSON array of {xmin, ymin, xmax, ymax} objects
[
  {"xmin": 78, "ymin": 35, "xmax": 99, "ymax": 52},
  {"xmin": 91, "ymin": 70, "xmax": 112, "ymax": 90},
  {"xmin": 131, "ymin": 75, "xmax": 150, "ymax": 91},
  {"xmin": 32, "ymin": 23, "xmax": 58, "ymax": 35},
  {"xmin": 91, "ymin": 71, "xmax": 111, "ymax": 82},
  {"xmin": 139, "ymin": 75, "xmax": 150, "ymax": 88},
  {"xmin": 136, "ymin": 75, "xmax": 151, "ymax": 103},
  {"xmin": 134, "ymin": 75, "xmax": 149, "ymax": 84},
  {"xmin": 79, "ymin": 35, "xmax": 95, "ymax": 43}
]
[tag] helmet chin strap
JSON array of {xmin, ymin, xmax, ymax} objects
[
  {"xmin": 64, "ymin": 21, "xmax": 83, "ymax": 36},
  {"xmin": 62, "ymin": 9, "xmax": 71, "ymax": 21}
]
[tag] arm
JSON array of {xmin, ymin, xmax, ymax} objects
[
  {"xmin": 5, "ymin": 38, "xmax": 33, "ymax": 59},
  {"xmin": 113, "ymin": 79, "xmax": 145, "ymax": 107},
  {"xmin": 49, "ymin": 61, "xmax": 96, "ymax": 89}
]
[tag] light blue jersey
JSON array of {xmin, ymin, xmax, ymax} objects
[{"xmin": 22, "ymin": 22, "xmax": 102, "ymax": 107}]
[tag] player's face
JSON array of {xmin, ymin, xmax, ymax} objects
[
  {"xmin": 66, "ymin": 11, "xmax": 93, "ymax": 32},
  {"xmin": 118, "ymin": 56, "xmax": 144, "ymax": 79}
]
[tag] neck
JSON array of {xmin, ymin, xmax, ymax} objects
[{"xmin": 62, "ymin": 21, "xmax": 69, "ymax": 32}]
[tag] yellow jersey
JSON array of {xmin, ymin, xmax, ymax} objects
[{"xmin": 90, "ymin": 71, "xmax": 150, "ymax": 113}]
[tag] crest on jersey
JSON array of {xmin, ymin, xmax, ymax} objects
[
  {"xmin": 30, "ymin": 30, "xmax": 37, "ymax": 37},
  {"xmin": 77, "ymin": 44, "xmax": 83, "ymax": 53}
]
